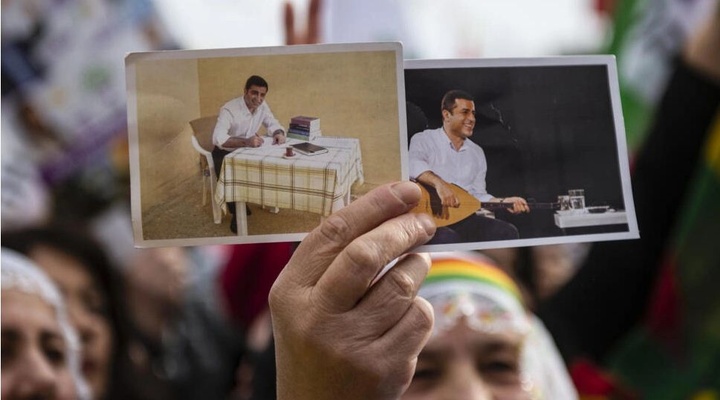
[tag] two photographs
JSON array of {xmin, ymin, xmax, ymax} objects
[{"xmin": 126, "ymin": 43, "xmax": 638, "ymax": 249}]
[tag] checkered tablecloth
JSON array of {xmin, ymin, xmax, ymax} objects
[{"xmin": 214, "ymin": 137, "xmax": 364, "ymax": 217}]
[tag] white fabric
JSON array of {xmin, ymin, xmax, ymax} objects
[
  {"xmin": 419, "ymin": 252, "xmax": 578, "ymax": 400},
  {"xmin": 409, "ymin": 127, "xmax": 494, "ymax": 202},
  {"xmin": 212, "ymin": 97, "xmax": 284, "ymax": 150},
  {"xmin": 214, "ymin": 137, "xmax": 363, "ymax": 217},
  {"xmin": 419, "ymin": 281, "xmax": 531, "ymax": 338},
  {"xmin": 1, "ymin": 248, "xmax": 91, "ymax": 400},
  {"xmin": 523, "ymin": 316, "xmax": 579, "ymax": 400}
]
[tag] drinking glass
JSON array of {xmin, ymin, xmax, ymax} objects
[
  {"xmin": 557, "ymin": 195, "xmax": 571, "ymax": 211},
  {"xmin": 568, "ymin": 189, "xmax": 585, "ymax": 212}
]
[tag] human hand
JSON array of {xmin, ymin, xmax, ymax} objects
[
  {"xmin": 273, "ymin": 132, "xmax": 287, "ymax": 145},
  {"xmin": 269, "ymin": 181, "xmax": 437, "ymax": 400},
  {"xmin": 284, "ymin": 0, "xmax": 322, "ymax": 45},
  {"xmin": 436, "ymin": 182, "xmax": 460, "ymax": 209},
  {"xmin": 246, "ymin": 135, "xmax": 264, "ymax": 148},
  {"xmin": 503, "ymin": 196, "xmax": 530, "ymax": 214}
]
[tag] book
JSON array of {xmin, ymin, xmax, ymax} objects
[
  {"xmin": 291, "ymin": 142, "xmax": 328, "ymax": 156},
  {"xmin": 288, "ymin": 128, "xmax": 322, "ymax": 137},
  {"xmin": 289, "ymin": 123, "xmax": 321, "ymax": 133},
  {"xmin": 288, "ymin": 130, "xmax": 322, "ymax": 141},
  {"xmin": 290, "ymin": 116, "xmax": 320, "ymax": 130},
  {"xmin": 287, "ymin": 132, "xmax": 310, "ymax": 141}
]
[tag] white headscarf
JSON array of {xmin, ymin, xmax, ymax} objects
[
  {"xmin": 1, "ymin": 247, "xmax": 92, "ymax": 400},
  {"xmin": 419, "ymin": 252, "xmax": 578, "ymax": 400}
]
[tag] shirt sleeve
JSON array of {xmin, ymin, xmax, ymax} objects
[
  {"xmin": 212, "ymin": 107, "xmax": 234, "ymax": 148},
  {"xmin": 467, "ymin": 146, "xmax": 494, "ymax": 202},
  {"xmin": 408, "ymin": 132, "xmax": 433, "ymax": 180},
  {"xmin": 261, "ymin": 105, "xmax": 284, "ymax": 136}
]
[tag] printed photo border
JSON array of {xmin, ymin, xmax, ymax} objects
[
  {"xmin": 404, "ymin": 56, "xmax": 639, "ymax": 252},
  {"xmin": 126, "ymin": 42, "xmax": 407, "ymax": 247}
]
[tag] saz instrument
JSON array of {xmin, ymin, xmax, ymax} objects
[{"xmin": 411, "ymin": 182, "xmax": 558, "ymax": 227}]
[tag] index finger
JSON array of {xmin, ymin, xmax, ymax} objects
[
  {"xmin": 315, "ymin": 212, "xmax": 434, "ymax": 313},
  {"xmin": 306, "ymin": 0, "xmax": 321, "ymax": 44},
  {"xmin": 283, "ymin": 182, "xmax": 428, "ymax": 288},
  {"xmin": 283, "ymin": 2, "xmax": 297, "ymax": 45}
]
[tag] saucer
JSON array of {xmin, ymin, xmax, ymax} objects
[
  {"xmin": 587, "ymin": 205, "xmax": 610, "ymax": 214},
  {"xmin": 282, "ymin": 154, "xmax": 297, "ymax": 159}
]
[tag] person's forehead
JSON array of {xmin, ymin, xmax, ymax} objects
[
  {"xmin": 29, "ymin": 245, "xmax": 95, "ymax": 293},
  {"xmin": 454, "ymin": 98, "xmax": 475, "ymax": 109},
  {"xmin": 246, "ymin": 85, "xmax": 268, "ymax": 94},
  {"xmin": 422, "ymin": 321, "xmax": 523, "ymax": 357},
  {"xmin": 2, "ymin": 289, "xmax": 60, "ymax": 333}
]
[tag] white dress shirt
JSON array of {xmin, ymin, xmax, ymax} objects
[
  {"xmin": 409, "ymin": 127, "xmax": 494, "ymax": 202},
  {"xmin": 212, "ymin": 97, "xmax": 284, "ymax": 150}
]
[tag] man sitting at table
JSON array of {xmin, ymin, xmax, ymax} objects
[{"xmin": 212, "ymin": 75, "xmax": 287, "ymax": 233}]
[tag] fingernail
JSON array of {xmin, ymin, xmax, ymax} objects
[{"xmin": 390, "ymin": 181, "xmax": 421, "ymax": 204}]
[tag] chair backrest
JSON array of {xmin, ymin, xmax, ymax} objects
[{"xmin": 189, "ymin": 115, "xmax": 219, "ymax": 152}]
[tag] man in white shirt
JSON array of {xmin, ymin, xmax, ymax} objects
[
  {"xmin": 409, "ymin": 89, "xmax": 529, "ymax": 243},
  {"xmin": 211, "ymin": 75, "xmax": 286, "ymax": 233}
]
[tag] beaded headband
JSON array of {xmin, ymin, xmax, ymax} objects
[{"xmin": 419, "ymin": 252, "xmax": 530, "ymax": 337}]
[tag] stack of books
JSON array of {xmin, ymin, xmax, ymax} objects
[{"xmin": 287, "ymin": 116, "xmax": 321, "ymax": 141}]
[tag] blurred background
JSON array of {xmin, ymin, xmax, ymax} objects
[
  {"xmin": 152, "ymin": 0, "xmax": 607, "ymax": 57},
  {"xmin": 2, "ymin": 0, "xmax": 719, "ymax": 399}
]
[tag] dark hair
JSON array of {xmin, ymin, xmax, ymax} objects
[
  {"xmin": 1, "ymin": 224, "xmax": 128, "ymax": 399},
  {"xmin": 441, "ymin": 90, "xmax": 474, "ymax": 114},
  {"xmin": 245, "ymin": 75, "xmax": 269, "ymax": 91},
  {"xmin": 406, "ymin": 101, "xmax": 429, "ymax": 138}
]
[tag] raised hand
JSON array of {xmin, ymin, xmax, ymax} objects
[
  {"xmin": 284, "ymin": 0, "xmax": 322, "ymax": 45},
  {"xmin": 269, "ymin": 181, "xmax": 437, "ymax": 400}
]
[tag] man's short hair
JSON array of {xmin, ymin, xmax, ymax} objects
[
  {"xmin": 245, "ymin": 75, "xmax": 269, "ymax": 91},
  {"xmin": 441, "ymin": 90, "xmax": 474, "ymax": 113}
]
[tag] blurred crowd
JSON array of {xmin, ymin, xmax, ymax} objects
[{"xmin": 2, "ymin": 0, "xmax": 719, "ymax": 399}]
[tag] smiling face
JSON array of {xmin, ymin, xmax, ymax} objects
[
  {"xmin": 30, "ymin": 245, "xmax": 113, "ymax": 400},
  {"xmin": 443, "ymin": 98, "xmax": 476, "ymax": 141},
  {"xmin": 243, "ymin": 84, "xmax": 268, "ymax": 113},
  {"xmin": 1, "ymin": 290, "xmax": 78, "ymax": 400},
  {"xmin": 403, "ymin": 319, "xmax": 532, "ymax": 400}
]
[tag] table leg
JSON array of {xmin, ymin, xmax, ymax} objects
[
  {"xmin": 236, "ymin": 202, "xmax": 249, "ymax": 236},
  {"xmin": 262, "ymin": 206, "xmax": 280, "ymax": 214}
]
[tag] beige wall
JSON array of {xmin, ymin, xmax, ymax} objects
[
  {"xmin": 134, "ymin": 58, "xmax": 200, "ymax": 212},
  {"xmin": 133, "ymin": 49, "xmax": 403, "ymax": 237},
  {"xmin": 197, "ymin": 50, "xmax": 402, "ymax": 185}
]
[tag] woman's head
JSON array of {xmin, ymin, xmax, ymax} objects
[
  {"xmin": 404, "ymin": 252, "xmax": 577, "ymax": 400},
  {"xmin": 1, "ymin": 248, "xmax": 89, "ymax": 399},
  {"xmin": 2, "ymin": 226, "xmax": 125, "ymax": 400}
]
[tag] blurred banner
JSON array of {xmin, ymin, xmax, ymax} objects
[
  {"xmin": 609, "ymin": 113, "xmax": 720, "ymax": 400},
  {"xmin": 606, "ymin": 0, "xmax": 716, "ymax": 149}
]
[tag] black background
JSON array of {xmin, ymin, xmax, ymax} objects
[{"xmin": 405, "ymin": 64, "xmax": 626, "ymax": 238}]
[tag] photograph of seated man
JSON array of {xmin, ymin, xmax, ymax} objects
[
  {"xmin": 410, "ymin": 90, "xmax": 530, "ymax": 244},
  {"xmin": 211, "ymin": 75, "xmax": 286, "ymax": 233}
]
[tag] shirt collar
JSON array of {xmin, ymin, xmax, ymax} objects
[
  {"xmin": 440, "ymin": 128, "xmax": 468, "ymax": 152},
  {"xmin": 239, "ymin": 97, "xmax": 260, "ymax": 116}
]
